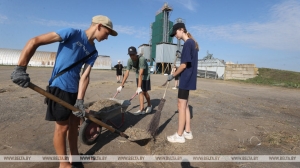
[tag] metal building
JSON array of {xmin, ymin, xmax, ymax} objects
[
  {"xmin": 150, "ymin": 3, "xmax": 173, "ymax": 65},
  {"xmin": 0, "ymin": 48, "xmax": 112, "ymax": 69},
  {"xmin": 138, "ymin": 44, "xmax": 151, "ymax": 60},
  {"xmin": 197, "ymin": 58, "xmax": 226, "ymax": 79},
  {"xmin": 93, "ymin": 55, "xmax": 112, "ymax": 69}
]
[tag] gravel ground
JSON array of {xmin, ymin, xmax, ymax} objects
[{"xmin": 1, "ymin": 66, "xmax": 300, "ymax": 168}]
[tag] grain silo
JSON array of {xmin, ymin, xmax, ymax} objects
[{"xmin": 138, "ymin": 3, "xmax": 185, "ymax": 74}]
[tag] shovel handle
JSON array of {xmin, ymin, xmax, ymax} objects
[
  {"xmin": 129, "ymin": 93, "xmax": 138, "ymax": 102},
  {"xmin": 163, "ymin": 82, "xmax": 170, "ymax": 99},
  {"xmin": 113, "ymin": 91, "xmax": 119, "ymax": 98},
  {"xmin": 28, "ymin": 82, "xmax": 129, "ymax": 138}
]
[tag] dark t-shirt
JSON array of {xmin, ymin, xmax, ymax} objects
[
  {"xmin": 126, "ymin": 56, "xmax": 150, "ymax": 80},
  {"xmin": 114, "ymin": 64, "xmax": 123, "ymax": 74},
  {"xmin": 179, "ymin": 39, "xmax": 198, "ymax": 90}
]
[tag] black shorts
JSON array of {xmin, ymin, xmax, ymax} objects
[
  {"xmin": 136, "ymin": 78, "xmax": 151, "ymax": 92},
  {"xmin": 178, "ymin": 89, "xmax": 189, "ymax": 100},
  {"xmin": 116, "ymin": 71, "xmax": 122, "ymax": 76},
  {"xmin": 175, "ymin": 76, "xmax": 179, "ymax": 80},
  {"xmin": 45, "ymin": 87, "xmax": 78, "ymax": 121}
]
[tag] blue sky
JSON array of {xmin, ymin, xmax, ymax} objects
[{"xmin": 0, "ymin": 0, "xmax": 299, "ymax": 72}]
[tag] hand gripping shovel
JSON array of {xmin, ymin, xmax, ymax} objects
[{"xmin": 28, "ymin": 82, "xmax": 149, "ymax": 146}]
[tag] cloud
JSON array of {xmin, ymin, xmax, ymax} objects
[
  {"xmin": 114, "ymin": 25, "xmax": 149, "ymax": 39},
  {"xmin": 190, "ymin": 0, "xmax": 300, "ymax": 51},
  {"xmin": 176, "ymin": 0, "xmax": 198, "ymax": 11},
  {"xmin": 32, "ymin": 18, "xmax": 89, "ymax": 29},
  {"xmin": 0, "ymin": 14, "xmax": 8, "ymax": 23},
  {"xmin": 32, "ymin": 18, "xmax": 148, "ymax": 39}
]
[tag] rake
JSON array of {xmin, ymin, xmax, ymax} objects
[{"xmin": 147, "ymin": 81, "xmax": 170, "ymax": 137}]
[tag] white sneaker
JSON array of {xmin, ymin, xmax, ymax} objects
[
  {"xmin": 167, "ymin": 132, "xmax": 185, "ymax": 143},
  {"xmin": 131, "ymin": 110, "xmax": 145, "ymax": 115},
  {"xmin": 172, "ymin": 87, "xmax": 177, "ymax": 89},
  {"xmin": 145, "ymin": 106, "xmax": 152, "ymax": 113},
  {"xmin": 183, "ymin": 130, "xmax": 193, "ymax": 139}
]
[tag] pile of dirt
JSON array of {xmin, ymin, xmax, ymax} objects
[
  {"xmin": 88, "ymin": 99, "xmax": 121, "ymax": 112},
  {"xmin": 0, "ymin": 88, "xmax": 6, "ymax": 93},
  {"xmin": 145, "ymin": 138, "xmax": 171, "ymax": 155},
  {"xmin": 124, "ymin": 127, "xmax": 151, "ymax": 141}
]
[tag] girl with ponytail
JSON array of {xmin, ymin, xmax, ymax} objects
[{"xmin": 166, "ymin": 22, "xmax": 199, "ymax": 143}]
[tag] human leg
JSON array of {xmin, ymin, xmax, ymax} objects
[
  {"xmin": 139, "ymin": 92, "xmax": 145, "ymax": 111},
  {"xmin": 142, "ymin": 78, "xmax": 152, "ymax": 113},
  {"xmin": 182, "ymin": 101, "xmax": 193, "ymax": 139},
  {"xmin": 45, "ymin": 87, "xmax": 78, "ymax": 167},
  {"xmin": 167, "ymin": 100, "xmax": 186, "ymax": 143},
  {"xmin": 167, "ymin": 89, "xmax": 190, "ymax": 143},
  {"xmin": 143, "ymin": 91, "xmax": 151, "ymax": 107},
  {"xmin": 143, "ymin": 91, "xmax": 152, "ymax": 113},
  {"xmin": 132, "ymin": 92, "xmax": 145, "ymax": 115},
  {"xmin": 68, "ymin": 114, "xmax": 80, "ymax": 155},
  {"xmin": 54, "ymin": 120, "xmax": 72, "ymax": 168},
  {"xmin": 177, "ymin": 98, "xmax": 188, "ymax": 136},
  {"xmin": 184, "ymin": 102, "xmax": 191, "ymax": 132}
]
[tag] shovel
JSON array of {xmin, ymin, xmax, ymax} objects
[{"xmin": 28, "ymin": 82, "xmax": 151, "ymax": 146}]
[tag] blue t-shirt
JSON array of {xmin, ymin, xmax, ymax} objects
[
  {"xmin": 179, "ymin": 39, "xmax": 198, "ymax": 90},
  {"xmin": 49, "ymin": 28, "xmax": 98, "ymax": 93}
]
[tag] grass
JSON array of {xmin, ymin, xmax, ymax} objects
[{"xmin": 234, "ymin": 68, "xmax": 300, "ymax": 89}]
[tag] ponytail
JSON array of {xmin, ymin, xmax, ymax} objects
[
  {"xmin": 182, "ymin": 28, "xmax": 199, "ymax": 51},
  {"xmin": 187, "ymin": 32, "xmax": 199, "ymax": 51}
]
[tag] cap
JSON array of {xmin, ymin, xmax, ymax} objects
[
  {"xmin": 170, "ymin": 22, "xmax": 186, "ymax": 37},
  {"xmin": 92, "ymin": 15, "xmax": 118, "ymax": 36},
  {"xmin": 128, "ymin": 46, "xmax": 137, "ymax": 55},
  {"xmin": 118, "ymin": 60, "xmax": 120, "ymax": 63}
]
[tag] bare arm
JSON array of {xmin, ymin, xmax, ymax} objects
[
  {"xmin": 172, "ymin": 63, "xmax": 187, "ymax": 77},
  {"xmin": 18, "ymin": 32, "xmax": 62, "ymax": 66},
  {"xmin": 138, "ymin": 68, "xmax": 144, "ymax": 87},
  {"xmin": 77, "ymin": 64, "xmax": 92, "ymax": 99}
]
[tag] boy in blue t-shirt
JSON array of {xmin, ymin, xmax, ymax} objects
[
  {"xmin": 11, "ymin": 15, "xmax": 117, "ymax": 168},
  {"xmin": 167, "ymin": 22, "xmax": 199, "ymax": 143}
]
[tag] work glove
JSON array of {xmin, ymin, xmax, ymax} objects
[
  {"xmin": 167, "ymin": 74, "xmax": 175, "ymax": 81},
  {"xmin": 11, "ymin": 66, "xmax": 30, "ymax": 88},
  {"xmin": 136, "ymin": 87, "xmax": 142, "ymax": 95},
  {"xmin": 117, "ymin": 86, "xmax": 123, "ymax": 93},
  {"xmin": 72, "ymin": 99, "xmax": 85, "ymax": 118}
]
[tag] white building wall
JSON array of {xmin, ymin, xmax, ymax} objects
[
  {"xmin": 0, "ymin": 48, "xmax": 112, "ymax": 69},
  {"xmin": 197, "ymin": 59, "xmax": 226, "ymax": 79},
  {"xmin": 93, "ymin": 56, "xmax": 112, "ymax": 69}
]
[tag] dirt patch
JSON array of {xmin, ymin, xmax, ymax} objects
[
  {"xmin": 260, "ymin": 131, "xmax": 300, "ymax": 150},
  {"xmin": 88, "ymin": 99, "xmax": 121, "ymax": 112},
  {"xmin": 2, "ymin": 66, "xmax": 300, "ymax": 168},
  {"xmin": 124, "ymin": 127, "xmax": 151, "ymax": 141},
  {"xmin": 0, "ymin": 88, "xmax": 6, "ymax": 93}
]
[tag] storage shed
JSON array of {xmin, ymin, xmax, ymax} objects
[
  {"xmin": 0, "ymin": 48, "xmax": 112, "ymax": 69},
  {"xmin": 197, "ymin": 58, "xmax": 226, "ymax": 79}
]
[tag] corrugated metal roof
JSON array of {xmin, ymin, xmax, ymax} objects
[
  {"xmin": 0, "ymin": 48, "xmax": 112, "ymax": 69},
  {"xmin": 0, "ymin": 48, "xmax": 56, "ymax": 67},
  {"xmin": 198, "ymin": 58, "xmax": 226, "ymax": 67}
]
